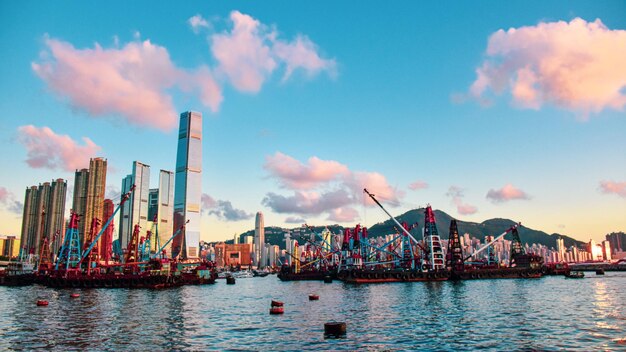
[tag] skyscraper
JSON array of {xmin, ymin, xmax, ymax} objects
[
  {"xmin": 254, "ymin": 212, "xmax": 265, "ymax": 268},
  {"xmin": 83, "ymin": 157, "xmax": 107, "ymax": 251},
  {"xmin": 118, "ymin": 161, "xmax": 150, "ymax": 250},
  {"xmin": 172, "ymin": 111, "xmax": 202, "ymax": 259},
  {"xmin": 100, "ymin": 199, "xmax": 114, "ymax": 262},
  {"xmin": 156, "ymin": 170, "xmax": 174, "ymax": 256},
  {"xmin": 19, "ymin": 179, "xmax": 67, "ymax": 257},
  {"xmin": 72, "ymin": 168, "xmax": 89, "ymax": 244},
  {"xmin": 47, "ymin": 179, "xmax": 67, "ymax": 255}
]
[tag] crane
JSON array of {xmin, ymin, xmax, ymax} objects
[
  {"xmin": 151, "ymin": 220, "xmax": 189, "ymax": 259},
  {"xmin": 78, "ymin": 185, "xmax": 135, "ymax": 266},
  {"xmin": 463, "ymin": 223, "xmax": 521, "ymax": 262}
]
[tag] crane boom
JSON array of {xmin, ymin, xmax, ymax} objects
[
  {"xmin": 80, "ymin": 185, "xmax": 135, "ymax": 263},
  {"xmin": 152, "ymin": 220, "xmax": 189, "ymax": 259},
  {"xmin": 363, "ymin": 188, "xmax": 423, "ymax": 247},
  {"xmin": 463, "ymin": 223, "xmax": 521, "ymax": 261}
]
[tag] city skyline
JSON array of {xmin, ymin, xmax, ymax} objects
[{"xmin": 1, "ymin": 2, "xmax": 625, "ymax": 244}]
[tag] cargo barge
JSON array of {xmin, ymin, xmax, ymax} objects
[{"xmin": 337, "ymin": 268, "xmax": 449, "ymax": 283}]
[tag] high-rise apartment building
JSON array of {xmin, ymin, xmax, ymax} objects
[
  {"xmin": 172, "ymin": 111, "xmax": 202, "ymax": 259},
  {"xmin": 19, "ymin": 179, "xmax": 67, "ymax": 257},
  {"xmin": 83, "ymin": 157, "xmax": 107, "ymax": 252},
  {"xmin": 606, "ymin": 232, "xmax": 626, "ymax": 254},
  {"xmin": 118, "ymin": 161, "xmax": 150, "ymax": 250},
  {"xmin": 254, "ymin": 212, "xmax": 265, "ymax": 268},
  {"xmin": 72, "ymin": 169, "xmax": 89, "ymax": 240},
  {"xmin": 100, "ymin": 199, "xmax": 114, "ymax": 262}
]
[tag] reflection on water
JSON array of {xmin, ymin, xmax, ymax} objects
[{"xmin": 1, "ymin": 273, "xmax": 625, "ymax": 351}]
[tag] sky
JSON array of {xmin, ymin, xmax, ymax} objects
[{"xmin": 0, "ymin": 1, "xmax": 625, "ymax": 244}]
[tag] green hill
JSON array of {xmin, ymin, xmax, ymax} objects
[{"xmin": 225, "ymin": 208, "xmax": 584, "ymax": 250}]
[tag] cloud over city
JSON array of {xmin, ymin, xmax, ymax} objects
[
  {"xmin": 17, "ymin": 125, "xmax": 101, "ymax": 171},
  {"xmin": 446, "ymin": 186, "xmax": 478, "ymax": 215},
  {"xmin": 262, "ymin": 152, "xmax": 402, "ymax": 222},
  {"xmin": 0, "ymin": 187, "xmax": 22, "ymax": 214},
  {"xmin": 202, "ymin": 193, "xmax": 253, "ymax": 221},
  {"xmin": 599, "ymin": 180, "xmax": 626, "ymax": 198},
  {"xmin": 467, "ymin": 18, "xmax": 626, "ymax": 118},
  {"xmin": 486, "ymin": 184, "xmax": 531, "ymax": 203},
  {"xmin": 32, "ymin": 11, "xmax": 335, "ymax": 132}
]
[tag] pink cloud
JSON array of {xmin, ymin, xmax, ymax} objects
[
  {"xmin": 446, "ymin": 186, "xmax": 478, "ymax": 215},
  {"xmin": 327, "ymin": 207, "xmax": 359, "ymax": 223},
  {"xmin": 17, "ymin": 125, "xmax": 101, "ymax": 171},
  {"xmin": 201, "ymin": 193, "xmax": 218, "ymax": 209},
  {"xmin": 468, "ymin": 18, "xmax": 626, "ymax": 117},
  {"xmin": 408, "ymin": 180, "xmax": 428, "ymax": 191},
  {"xmin": 273, "ymin": 35, "xmax": 336, "ymax": 81},
  {"xmin": 188, "ymin": 14, "xmax": 210, "ymax": 33},
  {"xmin": 0, "ymin": 187, "xmax": 8, "ymax": 202},
  {"xmin": 211, "ymin": 11, "xmax": 336, "ymax": 92},
  {"xmin": 262, "ymin": 189, "xmax": 353, "ymax": 215},
  {"xmin": 486, "ymin": 184, "xmax": 531, "ymax": 203},
  {"xmin": 263, "ymin": 152, "xmax": 403, "ymax": 221},
  {"xmin": 599, "ymin": 180, "xmax": 626, "ymax": 198},
  {"xmin": 32, "ymin": 37, "xmax": 222, "ymax": 132},
  {"xmin": 264, "ymin": 152, "xmax": 349, "ymax": 189}
]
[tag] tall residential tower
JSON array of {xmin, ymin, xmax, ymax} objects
[{"xmin": 172, "ymin": 111, "xmax": 202, "ymax": 259}]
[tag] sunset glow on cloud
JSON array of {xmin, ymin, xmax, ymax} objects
[
  {"xmin": 32, "ymin": 38, "xmax": 222, "ymax": 131},
  {"xmin": 470, "ymin": 18, "xmax": 626, "ymax": 117},
  {"xmin": 446, "ymin": 186, "xmax": 478, "ymax": 215},
  {"xmin": 486, "ymin": 184, "xmax": 531, "ymax": 203},
  {"xmin": 17, "ymin": 125, "xmax": 101, "ymax": 171},
  {"xmin": 599, "ymin": 181, "xmax": 626, "ymax": 198},
  {"xmin": 263, "ymin": 153, "xmax": 402, "ymax": 222}
]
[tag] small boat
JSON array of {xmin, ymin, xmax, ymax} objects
[
  {"xmin": 0, "ymin": 258, "xmax": 37, "ymax": 286},
  {"xmin": 566, "ymin": 271, "xmax": 584, "ymax": 279},
  {"xmin": 232, "ymin": 271, "xmax": 254, "ymax": 279}
]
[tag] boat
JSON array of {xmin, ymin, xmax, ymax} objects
[
  {"xmin": 565, "ymin": 271, "xmax": 584, "ymax": 279},
  {"xmin": 337, "ymin": 268, "xmax": 449, "ymax": 283},
  {"xmin": 40, "ymin": 259, "xmax": 217, "ymax": 289},
  {"xmin": 232, "ymin": 270, "xmax": 254, "ymax": 279},
  {"xmin": 0, "ymin": 257, "xmax": 37, "ymax": 286},
  {"xmin": 278, "ymin": 265, "xmax": 335, "ymax": 281},
  {"xmin": 450, "ymin": 267, "xmax": 543, "ymax": 280}
]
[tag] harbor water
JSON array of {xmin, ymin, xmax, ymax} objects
[{"xmin": 1, "ymin": 273, "xmax": 625, "ymax": 351}]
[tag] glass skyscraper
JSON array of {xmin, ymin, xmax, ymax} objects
[
  {"xmin": 172, "ymin": 111, "xmax": 202, "ymax": 259},
  {"xmin": 118, "ymin": 161, "xmax": 150, "ymax": 250},
  {"xmin": 157, "ymin": 170, "xmax": 174, "ymax": 256}
]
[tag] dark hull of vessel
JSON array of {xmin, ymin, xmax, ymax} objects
[
  {"xmin": 40, "ymin": 272, "xmax": 216, "ymax": 289},
  {"xmin": 0, "ymin": 273, "xmax": 36, "ymax": 286},
  {"xmin": 337, "ymin": 269, "xmax": 449, "ymax": 283},
  {"xmin": 450, "ymin": 267, "xmax": 543, "ymax": 280},
  {"xmin": 278, "ymin": 271, "xmax": 334, "ymax": 281}
]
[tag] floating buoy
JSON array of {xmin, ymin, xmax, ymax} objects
[
  {"xmin": 324, "ymin": 322, "xmax": 346, "ymax": 336},
  {"xmin": 70, "ymin": 293, "xmax": 80, "ymax": 298},
  {"xmin": 271, "ymin": 300, "xmax": 283, "ymax": 307},
  {"xmin": 226, "ymin": 276, "xmax": 236, "ymax": 285},
  {"xmin": 323, "ymin": 276, "xmax": 333, "ymax": 283},
  {"xmin": 36, "ymin": 300, "xmax": 48, "ymax": 306},
  {"xmin": 309, "ymin": 294, "xmax": 319, "ymax": 301},
  {"xmin": 269, "ymin": 307, "xmax": 284, "ymax": 315}
]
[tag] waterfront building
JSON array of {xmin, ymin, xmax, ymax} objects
[
  {"xmin": 118, "ymin": 161, "xmax": 150, "ymax": 250},
  {"xmin": 556, "ymin": 237, "xmax": 565, "ymax": 261},
  {"xmin": 72, "ymin": 168, "xmax": 89, "ymax": 244},
  {"xmin": 19, "ymin": 179, "xmax": 67, "ymax": 256},
  {"xmin": 100, "ymin": 199, "xmax": 114, "ymax": 262},
  {"xmin": 156, "ymin": 170, "xmax": 174, "ymax": 256},
  {"xmin": 83, "ymin": 157, "xmax": 107, "ymax": 252},
  {"xmin": 172, "ymin": 111, "xmax": 202, "ymax": 259},
  {"xmin": 602, "ymin": 241, "xmax": 612, "ymax": 261},
  {"xmin": 268, "ymin": 244, "xmax": 280, "ymax": 267},
  {"xmin": 605, "ymin": 232, "xmax": 626, "ymax": 254},
  {"xmin": 0, "ymin": 236, "xmax": 21, "ymax": 258},
  {"xmin": 214, "ymin": 243, "xmax": 252, "ymax": 268},
  {"xmin": 254, "ymin": 212, "xmax": 265, "ymax": 268},
  {"xmin": 233, "ymin": 234, "xmax": 239, "ymax": 244}
]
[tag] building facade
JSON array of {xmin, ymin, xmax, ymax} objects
[
  {"xmin": 118, "ymin": 161, "xmax": 150, "ymax": 250},
  {"xmin": 172, "ymin": 111, "xmax": 202, "ymax": 259},
  {"xmin": 156, "ymin": 170, "xmax": 174, "ymax": 256},
  {"xmin": 72, "ymin": 168, "xmax": 89, "ymax": 245},
  {"xmin": 100, "ymin": 199, "xmax": 114, "ymax": 262},
  {"xmin": 83, "ymin": 158, "xmax": 107, "ymax": 251},
  {"xmin": 254, "ymin": 212, "xmax": 265, "ymax": 268}
]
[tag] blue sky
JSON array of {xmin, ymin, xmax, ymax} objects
[{"xmin": 1, "ymin": 1, "xmax": 625, "ymax": 243}]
